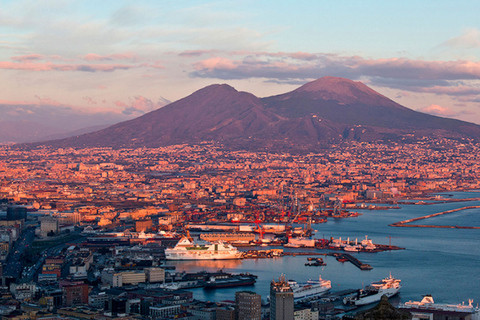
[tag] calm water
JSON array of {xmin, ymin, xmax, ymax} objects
[{"xmin": 165, "ymin": 191, "xmax": 480, "ymax": 305}]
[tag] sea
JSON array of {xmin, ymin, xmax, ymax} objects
[{"xmin": 164, "ymin": 191, "xmax": 480, "ymax": 305}]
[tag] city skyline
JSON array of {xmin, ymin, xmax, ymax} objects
[{"xmin": 2, "ymin": 0, "xmax": 480, "ymax": 130}]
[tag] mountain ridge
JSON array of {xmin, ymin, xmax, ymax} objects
[{"xmin": 22, "ymin": 77, "xmax": 480, "ymax": 150}]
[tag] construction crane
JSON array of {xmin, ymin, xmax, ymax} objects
[{"xmin": 386, "ymin": 235, "xmax": 399, "ymax": 247}]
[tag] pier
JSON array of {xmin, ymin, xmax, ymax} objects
[
  {"xmin": 390, "ymin": 206, "xmax": 480, "ymax": 229},
  {"xmin": 330, "ymin": 253, "xmax": 373, "ymax": 270}
]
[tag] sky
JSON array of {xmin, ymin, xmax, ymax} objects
[{"xmin": 2, "ymin": 0, "xmax": 480, "ymax": 130}]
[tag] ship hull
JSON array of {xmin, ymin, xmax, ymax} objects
[
  {"xmin": 204, "ymin": 276, "xmax": 256, "ymax": 289},
  {"xmin": 294, "ymin": 287, "xmax": 331, "ymax": 302},
  {"xmin": 288, "ymin": 278, "xmax": 332, "ymax": 303},
  {"xmin": 165, "ymin": 252, "xmax": 242, "ymax": 260},
  {"xmin": 352, "ymin": 287, "xmax": 401, "ymax": 306},
  {"xmin": 165, "ymin": 237, "xmax": 242, "ymax": 260}
]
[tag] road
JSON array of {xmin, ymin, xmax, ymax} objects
[{"xmin": 3, "ymin": 227, "xmax": 36, "ymax": 278}]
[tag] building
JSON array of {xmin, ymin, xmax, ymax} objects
[
  {"xmin": 186, "ymin": 301, "xmax": 218, "ymax": 320},
  {"xmin": 89, "ymin": 292, "xmax": 110, "ymax": 309},
  {"xmin": 6, "ymin": 206, "xmax": 27, "ymax": 221},
  {"xmin": 149, "ymin": 304, "xmax": 181, "ymax": 318},
  {"xmin": 61, "ymin": 281, "xmax": 89, "ymax": 306},
  {"xmin": 216, "ymin": 306, "xmax": 235, "ymax": 320},
  {"xmin": 10, "ymin": 282, "xmax": 36, "ymax": 300},
  {"xmin": 270, "ymin": 275, "xmax": 294, "ymax": 320},
  {"xmin": 294, "ymin": 307, "xmax": 319, "ymax": 320},
  {"xmin": 120, "ymin": 271, "xmax": 146, "ymax": 285},
  {"xmin": 40, "ymin": 217, "xmax": 59, "ymax": 237},
  {"xmin": 144, "ymin": 268, "xmax": 165, "ymax": 283},
  {"xmin": 235, "ymin": 291, "xmax": 261, "ymax": 320},
  {"xmin": 135, "ymin": 219, "xmax": 153, "ymax": 232},
  {"xmin": 102, "ymin": 269, "xmax": 123, "ymax": 287}
]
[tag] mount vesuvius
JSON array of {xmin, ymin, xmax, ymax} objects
[{"xmin": 28, "ymin": 77, "xmax": 480, "ymax": 150}]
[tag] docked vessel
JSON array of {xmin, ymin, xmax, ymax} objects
[
  {"xmin": 288, "ymin": 276, "xmax": 332, "ymax": 302},
  {"xmin": 204, "ymin": 274, "xmax": 257, "ymax": 289},
  {"xmin": 399, "ymin": 295, "xmax": 480, "ymax": 319},
  {"xmin": 343, "ymin": 273, "xmax": 401, "ymax": 306},
  {"xmin": 165, "ymin": 237, "xmax": 243, "ymax": 260}
]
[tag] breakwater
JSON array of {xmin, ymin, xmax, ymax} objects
[{"xmin": 390, "ymin": 205, "xmax": 480, "ymax": 229}]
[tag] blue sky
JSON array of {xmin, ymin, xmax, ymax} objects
[{"xmin": 1, "ymin": 0, "xmax": 480, "ymax": 127}]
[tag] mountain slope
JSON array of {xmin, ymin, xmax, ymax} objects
[
  {"xmin": 27, "ymin": 77, "xmax": 480, "ymax": 149},
  {"xmin": 45, "ymin": 84, "xmax": 282, "ymax": 148}
]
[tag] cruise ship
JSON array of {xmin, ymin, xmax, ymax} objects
[
  {"xmin": 343, "ymin": 273, "xmax": 401, "ymax": 306},
  {"xmin": 288, "ymin": 276, "xmax": 332, "ymax": 302},
  {"xmin": 165, "ymin": 237, "xmax": 243, "ymax": 260},
  {"xmin": 399, "ymin": 295, "xmax": 480, "ymax": 319}
]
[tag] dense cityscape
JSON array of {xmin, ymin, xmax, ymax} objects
[
  {"xmin": 0, "ymin": 139, "xmax": 479, "ymax": 319},
  {"xmin": 2, "ymin": 1, "xmax": 480, "ymax": 319}
]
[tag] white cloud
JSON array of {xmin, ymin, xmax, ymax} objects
[{"xmin": 441, "ymin": 28, "xmax": 480, "ymax": 49}]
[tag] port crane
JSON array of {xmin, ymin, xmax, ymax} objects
[
  {"xmin": 332, "ymin": 198, "xmax": 342, "ymax": 216},
  {"xmin": 254, "ymin": 211, "xmax": 265, "ymax": 240}
]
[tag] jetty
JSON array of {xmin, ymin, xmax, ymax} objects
[
  {"xmin": 390, "ymin": 205, "xmax": 480, "ymax": 229},
  {"xmin": 329, "ymin": 253, "xmax": 373, "ymax": 270}
]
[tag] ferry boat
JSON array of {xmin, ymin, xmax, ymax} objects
[
  {"xmin": 398, "ymin": 295, "xmax": 480, "ymax": 319},
  {"xmin": 165, "ymin": 237, "xmax": 243, "ymax": 260},
  {"xmin": 288, "ymin": 276, "xmax": 332, "ymax": 302},
  {"xmin": 343, "ymin": 273, "xmax": 401, "ymax": 306}
]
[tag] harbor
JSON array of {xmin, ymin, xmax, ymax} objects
[{"xmin": 180, "ymin": 191, "xmax": 480, "ymax": 305}]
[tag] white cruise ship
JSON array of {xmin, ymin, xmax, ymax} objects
[
  {"xmin": 288, "ymin": 276, "xmax": 332, "ymax": 302},
  {"xmin": 344, "ymin": 273, "xmax": 401, "ymax": 306},
  {"xmin": 165, "ymin": 237, "xmax": 243, "ymax": 260},
  {"xmin": 399, "ymin": 295, "xmax": 480, "ymax": 319}
]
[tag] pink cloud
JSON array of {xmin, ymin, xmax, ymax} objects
[
  {"xmin": 418, "ymin": 104, "xmax": 473, "ymax": 117},
  {"xmin": 189, "ymin": 52, "xmax": 480, "ymax": 98},
  {"xmin": 115, "ymin": 96, "xmax": 171, "ymax": 116},
  {"xmin": 179, "ymin": 50, "xmax": 218, "ymax": 57},
  {"xmin": 192, "ymin": 52, "xmax": 480, "ymax": 80},
  {"xmin": 98, "ymin": 85, "xmax": 107, "ymax": 90},
  {"xmin": 10, "ymin": 54, "xmax": 73, "ymax": 62},
  {"xmin": 34, "ymin": 95, "xmax": 63, "ymax": 106},
  {"xmin": 142, "ymin": 61, "xmax": 165, "ymax": 69},
  {"xmin": 414, "ymin": 85, "xmax": 480, "ymax": 96},
  {"xmin": 193, "ymin": 57, "xmax": 237, "ymax": 71},
  {"xmin": 11, "ymin": 54, "xmax": 44, "ymax": 61},
  {"xmin": 114, "ymin": 101, "xmax": 127, "ymax": 108},
  {"xmin": 419, "ymin": 104, "xmax": 455, "ymax": 116},
  {"xmin": 0, "ymin": 99, "xmax": 32, "ymax": 106},
  {"xmin": 0, "ymin": 61, "xmax": 136, "ymax": 72},
  {"xmin": 82, "ymin": 53, "xmax": 137, "ymax": 61}
]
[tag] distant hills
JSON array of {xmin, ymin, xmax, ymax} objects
[
  {"xmin": 0, "ymin": 96, "xmax": 170, "ymax": 144},
  {"xmin": 24, "ymin": 77, "xmax": 480, "ymax": 150}
]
